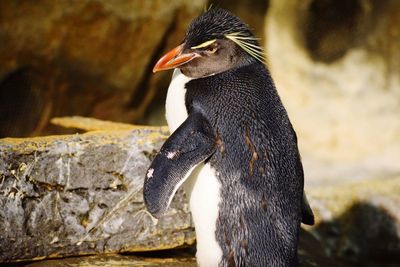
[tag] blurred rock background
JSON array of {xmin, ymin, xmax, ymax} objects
[
  {"xmin": 0, "ymin": 0, "xmax": 399, "ymax": 266},
  {"xmin": 0, "ymin": 0, "xmax": 205, "ymax": 136}
]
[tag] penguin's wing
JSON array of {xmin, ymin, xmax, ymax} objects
[
  {"xmin": 143, "ymin": 111, "xmax": 216, "ymax": 218},
  {"xmin": 301, "ymin": 192, "xmax": 315, "ymax": 225}
]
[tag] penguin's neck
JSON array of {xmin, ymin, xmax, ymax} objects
[{"xmin": 165, "ymin": 69, "xmax": 192, "ymax": 133}]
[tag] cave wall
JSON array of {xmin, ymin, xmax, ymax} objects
[
  {"xmin": 0, "ymin": 0, "xmax": 206, "ymax": 137},
  {"xmin": 267, "ymin": 0, "xmax": 400, "ymax": 181}
]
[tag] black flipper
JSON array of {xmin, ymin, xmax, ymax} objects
[
  {"xmin": 301, "ymin": 192, "xmax": 315, "ymax": 225},
  {"xmin": 143, "ymin": 112, "xmax": 216, "ymax": 218}
]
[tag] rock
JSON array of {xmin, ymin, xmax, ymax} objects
[
  {"xmin": 50, "ymin": 116, "xmax": 152, "ymax": 132},
  {"xmin": 25, "ymin": 254, "xmax": 197, "ymax": 267},
  {"xmin": 0, "ymin": 126, "xmax": 195, "ymax": 262},
  {"xmin": 216, "ymin": 0, "xmax": 269, "ymax": 41},
  {"xmin": 298, "ymin": 229, "xmax": 340, "ymax": 267},
  {"xmin": 266, "ymin": 0, "xmax": 400, "ymax": 181},
  {"xmin": 0, "ymin": 0, "xmax": 206, "ymax": 137},
  {"xmin": 306, "ymin": 175, "xmax": 400, "ymax": 266}
]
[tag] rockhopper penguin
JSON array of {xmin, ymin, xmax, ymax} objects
[{"xmin": 143, "ymin": 8, "xmax": 314, "ymax": 267}]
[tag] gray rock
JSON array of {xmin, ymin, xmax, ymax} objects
[{"xmin": 0, "ymin": 127, "xmax": 195, "ymax": 262}]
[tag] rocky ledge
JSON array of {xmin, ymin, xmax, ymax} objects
[{"xmin": 0, "ymin": 118, "xmax": 195, "ymax": 262}]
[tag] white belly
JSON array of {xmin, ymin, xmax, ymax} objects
[
  {"xmin": 189, "ymin": 164, "xmax": 222, "ymax": 267},
  {"xmin": 165, "ymin": 69, "xmax": 222, "ymax": 267}
]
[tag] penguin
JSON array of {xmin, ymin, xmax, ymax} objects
[{"xmin": 143, "ymin": 8, "xmax": 314, "ymax": 267}]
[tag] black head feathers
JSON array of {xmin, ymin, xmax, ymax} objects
[
  {"xmin": 184, "ymin": 8, "xmax": 265, "ymax": 63},
  {"xmin": 185, "ymin": 8, "xmax": 251, "ymax": 47}
]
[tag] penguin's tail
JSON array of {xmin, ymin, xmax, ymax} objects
[{"xmin": 301, "ymin": 192, "xmax": 315, "ymax": 225}]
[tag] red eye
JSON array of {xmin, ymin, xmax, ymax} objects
[{"xmin": 206, "ymin": 46, "xmax": 217, "ymax": 53}]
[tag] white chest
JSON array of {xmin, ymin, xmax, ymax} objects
[
  {"xmin": 165, "ymin": 69, "xmax": 222, "ymax": 267},
  {"xmin": 165, "ymin": 69, "xmax": 191, "ymax": 133}
]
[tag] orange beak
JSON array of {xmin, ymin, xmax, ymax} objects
[{"xmin": 153, "ymin": 44, "xmax": 199, "ymax": 73}]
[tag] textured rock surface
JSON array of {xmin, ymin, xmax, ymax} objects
[
  {"xmin": 0, "ymin": 127, "xmax": 195, "ymax": 262},
  {"xmin": 0, "ymin": 0, "xmax": 206, "ymax": 137}
]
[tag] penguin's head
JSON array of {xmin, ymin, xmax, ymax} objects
[{"xmin": 153, "ymin": 8, "xmax": 265, "ymax": 78}]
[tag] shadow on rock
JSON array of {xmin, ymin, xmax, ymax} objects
[{"xmin": 313, "ymin": 202, "xmax": 400, "ymax": 267}]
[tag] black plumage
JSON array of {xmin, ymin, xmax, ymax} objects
[
  {"xmin": 185, "ymin": 63, "xmax": 303, "ymax": 266},
  {"xmin": 144, "ymin": 7, "xmax": 313, "ymax": 267}
]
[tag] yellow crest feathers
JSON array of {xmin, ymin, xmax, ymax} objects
[{"xmin": 225, "ymin": 32, "xmax": 266, "ymax": 64}]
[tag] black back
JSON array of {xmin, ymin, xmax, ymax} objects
[{"xmin": 185, "ymin": 62, "xmax": 303, "ymax": 266}]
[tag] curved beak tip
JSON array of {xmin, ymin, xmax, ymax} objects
[{"xmin": 152, "ymin": 44, "xmax": 199, "ymax": 73}]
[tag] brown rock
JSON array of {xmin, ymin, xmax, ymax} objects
[
  {"xmin": 0, "ymin": 0, "xmax": 206, "ymax": 137},
  {"xmin": 26, "ymin": 254, "xmax": 197, "ymax": 267}
]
